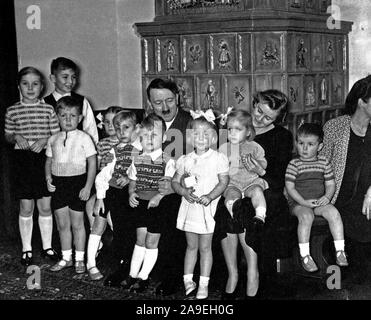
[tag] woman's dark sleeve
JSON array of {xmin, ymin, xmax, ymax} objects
[{"xmin": 263, "ymin": 128, "xmax": 293, "ymax": 192}]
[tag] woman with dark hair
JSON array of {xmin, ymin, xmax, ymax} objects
[
  {"xmin": 321, "ymin": 75, "xmax": 371, "ymax": 281},
  {"xmin": 215, "ymin": 89, "xmax": 294, "ymax": 299}
]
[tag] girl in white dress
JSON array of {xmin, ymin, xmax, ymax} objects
[{"xmin": 172, "ymin": 114, "xmax": 229, "ymax": 299}]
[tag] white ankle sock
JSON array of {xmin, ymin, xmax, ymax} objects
[
  {"xmin": 38, "ymin": 215, "xmax": 53, "ymax": 250},
  {"xmin": 75, "ymin": 250, "xmax": 85, "ymax": 262},
  {"xmin": 299, "ymin": 242, "xmax": 310, "ymax": 257},
  {"xmin": 199, "ymin": 276, "xmax": 210, "ymax": 286},
  {"xmin": 183, "ymin": 274, "xmax": 193, "ymax": 283},
  {"xmin": 334, "ymin": 240, "xmax": 345, "ymax": 252},
  {"xmin": 137, "ymin": 248, "xmax": 158, "ymax": 281},
  {"xmin": 62, "ymin": 249, "xmax": 72, "ymax": 261},
  {"xmin": 87, "ymin": 234, "xmax": 101, "ymax": 269},
  {"xmin": 255, "ymin": 206, "xmax": 266, "ymax": 221},
  {"xmin": 129, "ymin": 245, "xmax": 146, "ymax": 278},
  {"xmin": 19, "ymin": 216, "xmax": 33, "ymax": 252}
]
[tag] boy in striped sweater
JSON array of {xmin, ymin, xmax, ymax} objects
[
  {"xmin": 285, "ymin": 123, "xmax": 348, "ymax": 273},
  {"xmin": 4, "ymin": 66, "xmax": 61, "ymax": 266}
]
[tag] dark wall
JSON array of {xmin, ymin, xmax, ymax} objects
[{"xmin": 0, "ymin": 0, "xmax": 19, "ymax": 238}]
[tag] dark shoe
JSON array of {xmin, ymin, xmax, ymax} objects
[
  {"xmin": 104, "ymin": 260, "xmax": 129, "ymax": 287},
  {"xmin": 155, "ymin": 281, "xmax": 178, "ymax": 296},
  {"xmin": 221, "ymin": 290, "xmax": 237, "ymax": 300},
  {"xmin": 245, "ymin": 288, "xmax": 263, "ymax": 300},
  {"xmin": 130, "ymin": 278, "xmax": 149, "ymax": 293},
  {"xmin": 120, "ymin": 275, "xmax": 137, "ymax": 290},
  {"xmin": 21, "ymin": 251, "xmax": 33, "ymax": 266},
  {"xmin": 41, "ymin": 248, "xmax": 60, "ymax": 261}
]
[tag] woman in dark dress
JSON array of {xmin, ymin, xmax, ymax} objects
[
  {"xmin": 321, "ymin": 75, "xmax": 371, "ymax": 280},
  {"xmin": 215, "ymin": 89, "xmax": 293, "ymax": 299}
]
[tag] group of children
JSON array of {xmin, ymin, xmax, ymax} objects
[{"xmin": 5, "ymin": 57, "xmax": 349, "ymax": 300}]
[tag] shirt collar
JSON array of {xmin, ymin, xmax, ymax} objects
[
  {"xmin": 53, "ymin": 91, "xmax": 71, "ymax": 101},
  {"xmin": 142, "ymin": 148, "xmax": 162, "ymax": 161},
  {"xmin": 193, "ymin": 148, "xmax": 213, "ymax": 159}
]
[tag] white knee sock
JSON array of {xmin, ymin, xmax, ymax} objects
[
  {"xmin": 334, "ymin": 240, "xmax": 345, "ymax": 252},
  {"xmin": 299, "ymin": 242, "xmax": 310, "ymax": 257},
  {"xmin": 62, "ymin": 249, "xmax": 72, "ymax": 261},
  {"xmin": 255, "ymin": 206, "xmax": 266, "ymax": 221},
  {"xmin": 87, "ymin": 234, "xmax": 101, "ymax": 269},
  {"xmin": 38, "ymin": 215, "xmax": 53, "ymax": 250},
  {"xmin": 129, "ymin": 245, "xmax": 146, "ymax": 278},
  {"xmin": 137, "ymin": 248, "xmax": 158, "ymax": 281},
  {"xmin": 19, "ymin": 216, "xmax": 33, "ymax": 252}
]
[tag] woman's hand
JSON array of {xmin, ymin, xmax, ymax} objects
[
  {"xmin": 182, "ymin": 187, "xmax": 199, "ymax": 204},
  {"xmin": 15, "ymin": 134, "xmax": 30, "ymax": 150},
  {"xmin": 94, "ymin": 199, "xmax": 105, "ymax": 217},
  {"xmin": 30, "ymin": 138, "xmax": 47, "ymax": 153},
  {"xmin": 362, "ymin": 194, "xmax": 371, "ymax": 220},
  {"xmin": 129, "ymin": 192, "xmax": 139, "ymax": 208}
]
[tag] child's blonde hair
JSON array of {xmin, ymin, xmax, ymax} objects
[
  {"xmin": 17, "ymin": 66, "xmax": 46, "ymax": 98},
  {"xmin": 227, "ymin": 109, "xmax": 255, "ymax": 141}
]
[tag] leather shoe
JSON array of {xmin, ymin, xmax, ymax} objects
[
  {"xmin": 21, "ymin": 251, "xmax": 33, "ymax": 266},
  {"xmin": 130, "ymin": 278, "xmax": 149, "ymax": 293},
  {"xmin": 41, "ymin": 248, "xmax": 60, "ymax": 261},
  {"xmin": 104, "ymin": 260, "xmax": 129, "ymax": 287}
]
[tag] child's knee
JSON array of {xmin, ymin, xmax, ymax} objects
[
  {"xmin": 199, "ymin": 242, "xmax": 212, "ymax": 255},
  {"xmin": 296, "ymin": 210, "xmax": 314, "ymax": 225}
]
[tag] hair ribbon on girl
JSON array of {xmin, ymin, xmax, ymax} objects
[{"xmin": 190, "ymin": 109, "xmax": 216, "ymax": 124}]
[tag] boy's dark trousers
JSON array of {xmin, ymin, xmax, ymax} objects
[{"xmin": 104, "ymin": 186, "xmax": 136, "ymax": 287}]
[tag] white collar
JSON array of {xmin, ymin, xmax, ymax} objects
[
  {"xmin": 53, "ymin": 91, "xmax": 71, "ymax": 101},
  {"xmin": 165, "ymin": 109, "xmax": 178, "ymax": 131},
  {"xmin": 193, "ymin": 148, "xmax": 213, "ymax": 158},
  {"xmin": 142, "ymin": 148, "xmax": 162, "ymax": 161}
]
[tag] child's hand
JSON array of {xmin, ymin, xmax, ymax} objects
[
  {"xmin": 46, "ymin": 178, "xmax": 56, "ymax": 192},
  {"xmin": 241, "ymin": 154, "xmax": 265, "ymax": 176},
  {"xmin": 116, "ymin": 176, "xmax": 129, "ymax": 187},
  {"xmin": 15, "ymin": 134, "xmax": 30, "ymax": 150},
  {"xmin": 101, "ymin": 153, "xmax": 114, "ymax": 166},
  {"xmin": 182, "ymin": 187, "xmax": 199, "ymax": 204},
  {"xmin": 129, "ymin": 192, "xmax": 139, "ymax": 208},
  {"xmin": 316, "ymin": 196, "xmax": 330, "ymax": 206},
  {"xmin": 94, "ymin": 199, "xmax": 105, "ymax": 217},
  {"xmin": 158, "ymin": 177, "xmax": 173, "ymax": 195},
  {"xmin": 303, "ymin": 199, "xmax": 320, "ymax": 208},
  {"xmin": 148, "ymin": 194, "xmax": 163, "ymax": 209},
  {"xmin": 198, "ymin": 195, "xmax": 212, "ymax": 206},
  {"xmin": 79, "ymin": 186, "xmax": 91, "ymax": 201},
  {"xmin": 30, "ymin": 138, "xmax": 47, "ymax": 153}
]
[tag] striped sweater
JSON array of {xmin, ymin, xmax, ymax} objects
[
  {"xmin": 285, "ymin": 155, "xmax": 334, "ymax": 200},
  {"xmin": 5, "ymin": 100, "xmax": 60, "ymax": 149}
]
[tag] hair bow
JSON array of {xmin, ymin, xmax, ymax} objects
[
  {"xmin": 96, "ymin": 112, "xmax": 104, "ymax": 130},
  {"xmin": 190, "ymin": 109, "xmax": 216, "ymax": 124},
  {"xmin": 218, "ymin": 106, "xmax": 234, "ymax": 126}
]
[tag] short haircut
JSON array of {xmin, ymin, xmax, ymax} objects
[
  {"xmin": 227, "ymin": 109, "xmax": 255, "ymax": 141},
  {"xmin": 103, "ymin": 106, "xmax": 124, "ymax": 119},
  {"xmin": 50, "ymin": 57, "xmax": 79, "ymax": 75},
  {"xmin": 146, "ymin": 78, "xmax": 179, "ymax": 100},
  {"xmin": 140, "ymin": 113, "xmax": 166, "ymax": 136},
  {"xmin": 112, "ymin": 110, "xmax": 138, "ymax": 127},
  {"xmin": 297, "ymin": 123, "xmax": 324, "ymax": 143},
  {"xmin": 56, "ymin": 96, "xmax": 82, "ymax": 115},
  {"xmin": 17, "ymin": 66, "xmax": 46, "ymax": 97}
]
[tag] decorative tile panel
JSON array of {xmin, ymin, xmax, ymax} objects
[
  {"xmin": 182, "ymin": 35, "xmax": 208, "ymax": 74},
  {"xmin": 157, "ymin": 37, "xmax": 180, "ymax": 74},
  {"xmin": 254, "ymin": 32, "xmax": 283, "ymax": 72},
  {"xmin": 210, "ymin": 34, "xmax": 236, "ymax": 73},
  {"xmin": 225, "ymin": 75, "xmax": 251, "ymax": 112}
]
